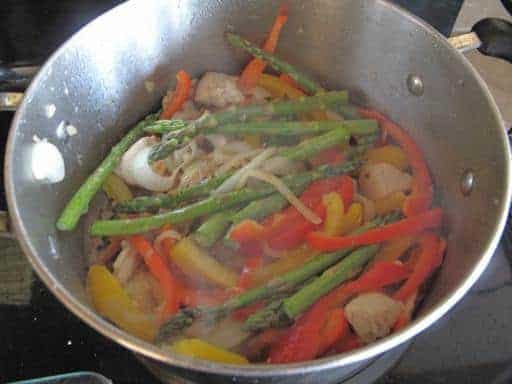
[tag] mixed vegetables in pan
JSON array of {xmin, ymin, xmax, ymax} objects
[{"xmin": 57, "ymin": 5, "xmax": 445, "ymax": 364}]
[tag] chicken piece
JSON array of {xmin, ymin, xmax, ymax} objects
[
  {"xmin": 344, "ymin": 292, "xmax": 404, "ymax": 343},
  {"xmin": 179, "ymin": 158, "xmax": 218, "ymax": 188},
  {"xmin": 113, "ymin": 240, "xmax": 141, "ymax": 285},
  {"xmin": 359, "ymin": 163, "xmax": 412, "ymax": 201},
  {"xmin": 194, "ymin": 72, "xmax": 245, "ymax": 108},
  {"xmin": 172, "ymin": 100, "xmax": 202, "ymax": 121},
  {"xmin": 123, "ymin": 269, "xmax": 164, "ymax": 314}
]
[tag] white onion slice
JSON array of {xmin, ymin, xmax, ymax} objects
[
  {"xmin": 213, "ymin": 148, "xmax": 276, "ymax": 195},
  {"xmin": 116, "ymin": 137, "xmax": 177, "ymax": 192},
  {"xmin": 154, "ymin": 229, "xmax": 182, "ymax": 256},
  {"xmin": 244, "ymin": 169, "xmax": 322, "ymax": 225}
]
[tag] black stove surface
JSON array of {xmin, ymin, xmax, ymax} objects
[{"xmin": 6, "ymin": 1, "xmax": 512, "ymax": 384}]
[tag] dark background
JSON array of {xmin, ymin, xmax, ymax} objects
[{"xmin": 0, "ymin": 1, "xmax": 464, "ymax": 383}]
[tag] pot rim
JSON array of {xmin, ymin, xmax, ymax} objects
[{"xmin": 5, "ymin": 0, "xmax": 512, "ymax": 378}]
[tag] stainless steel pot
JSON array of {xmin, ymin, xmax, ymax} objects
[{"xmin": 4, "ymin": 1, "xmax": 512, "ymax": 383}]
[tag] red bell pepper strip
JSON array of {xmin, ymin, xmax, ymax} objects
[
  {"xmin": 307, "ymin": 208, "xmax": 443, "ymax": 251},
  {"xmin": 128, "ymin": 235, "xmax": 181, "ymax": 319},
  {"xmin": 394, "ymin": 232, "xmax": 442, "ymax": 301},
  {"xmin": 230, "ymin": 220, "xmax": 266, "ymax": 243},
  {"xmin": 334, "ymin": 332, "xmax": 362, "ymax": 353},
  {"xmin": 268, "ymin": 261, "xmax": 410, "ymax": 363},
  {"xmin": 310, "ymin": 147, "xmax": 346, "ymax": 167},
  {"xmin": 317, "ymin": 308, "xmax": 349, "ymax": 356},
  {"xmin": 267, "ymin": 201, "xmax": 326, "ymax": 250},
  {"xmin": 358, "ymin": 108, "xmax": 433, "ymax": 216},
  {"xmin": 239, "ymin": 4, "xmax": 289, "ymax": 90},
  {"xmin": 237, "ymin": 251, "xmax": 264, "ymax": 290},
  {"xmin": 160, "ymin": 70, "xmax": 192, "ymax": 120},
  {"xmin": 229, "ymin": 176, "xmax": 354, "ymax": 246}
]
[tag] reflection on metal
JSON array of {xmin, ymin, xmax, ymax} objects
[
  {"xmin": 407, "ymin": 74, "xmax": 424, "ymax": 96},
  {"xmin": 460, "ymin": 169, "xmax": 476, "ymax": 196}
]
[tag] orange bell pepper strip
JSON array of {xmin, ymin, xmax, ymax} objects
[
  {"xmin": 358, "ymin": 108, "xmax": 433, "ymax": 217},
  {"xmin": 239, "ymin": 4, "xmax": 289, "ymax": 90},
  {"xmin": 394, "ymin": 232, "xmax": 443, "ymax": 301},
  {"xmin": 268, "ymin": 261, "xmax": 410, "ymax": 363},
  {"xmin": 307, "ymin": 208, "xmax": 443, "ymax": 251},
  {"xmin": 160, "ymin": 70, "xmax": 192, "ymax": 119},
  {"xmin": 128, "ymin": 235, "xmax": 181, "ymax": 319}
]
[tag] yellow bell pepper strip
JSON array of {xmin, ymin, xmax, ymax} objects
[
  {"xmin": 170, "ymin": 237, "xmax": 238, "ymax": 288},
  {"xmin": 323, "ymin": 192, "xmax": 345, "ymax": 236},
  {"xmin": 102, "ymin": 174, "xmax": 133, "ymax": 203},
  {"xmin": 257, "ymin": 74, "xmax": 305, "ymax": 99},
  {"xmin": 87, "ymin": 265, "xmax": 157, "ymax": 341},
  {"xmin": 170, "ymin": 338, "xmax": 248, "ymax": 364},
  {"xmin": 374, "ymin": 191, "xmax": 406, "ymax": 216},
  {"xmin": 244, "ymin": 245, "xmax": 319, "ymax": 288},
  {"xmin": 243, "ymin": 134, "xmax": 262, "ymax": 148},
  {"xmin": 365, "ymin": 145, "xmax": 409, "ymax": 171},
  {"xmin": 323, "ymin": 193, "xmax": 363, "ymax": 237},
  {"xmin": 373, "ymin": 235, "xmax": 417, "ymax": 263}
]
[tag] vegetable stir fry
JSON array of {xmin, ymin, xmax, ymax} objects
[{"xmin": 58, "ymin": 6, "xmax": 445, "ymax": 365}]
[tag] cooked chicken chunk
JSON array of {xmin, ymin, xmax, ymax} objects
[
  {"xmin": 359, "ymin": 163, "xmax": 412, "ymax": 200},
  {"xmin": 195, "ymin": 72, "xmax": 245, "ymax": 108},
  {"xmin": 345, "ymin": 292, "xmax": 404, "ymax": 343}
]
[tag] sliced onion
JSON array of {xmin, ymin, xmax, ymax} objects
[
  {"xmin": 261, "ymin": 156, "xmax": 304, "ymax": 176},
  {"xmin": 214, "ymin": 148, "xmax": 277, "ymax": 195},
  {"xmin": 154, "ymin": 229, "xmax": 182, "ymax": 255},
  {"xmin": 245, "ymin": 169, "xmax": 322, "ymax": 225},
  {"xmin": 116, "ymin": 137, "xmax": 178, "ymax": 192},
  {"xmin": 113, "ymin": 240, "xmax": 141, "ymax": 285},
  {"xmin": 215, "ymin": 148, "xmax": 262, "ymax": 175}
]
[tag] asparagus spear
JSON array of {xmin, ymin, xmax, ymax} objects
[
  {"xmin": 149, "ymin": 91, "xmax": 348, "ymax": 161},
  {"xmin": 209, "ymin": 119, "xmax": 377, "ymax": 137},
  {"xmin": 115, "ymin": 172, "xmax": 233, "ymax": 213},
  {"xmin": 56, "ymin": 113, "xmax": 158, "ymax": 231},
  {"xmin": 335, "ymin": 104, "xmax": 363, "ymax": 120},
  {"xmin": 143, "ymin": 119, "xmax": 187, "ymax": 135},
  {"xmin": 193, "ymin": 210, "xmax": 237, "ymax": 248},
  {"xmin": 226, "ymin": 32, "xmax": 323, "ymax": 94},
  {"xmin": 244, "ymin": 245, "xmax": 379, "ymax": 331},
  {"xmin": 90, "ymin": 161, "xmax": 362, "ymax": 236},
  {"xmin": 156, "ymin": 217, "xmax": 386, "ymax": 341},
  {"xmin": 280, "ymin": 129, "xmax": 350, "ymax": 161}
]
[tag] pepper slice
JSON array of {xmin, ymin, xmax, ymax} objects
[
  {"xmin": 239, "ymin": 4, "xmax": 289, "ymax": 90},
  {"xmin": 307, "ymin": 208, "xmax": 443, "ymax": 251},
  {"xmin": 160, "ymin": 70, "xmax": 192, "ymax": 119}
]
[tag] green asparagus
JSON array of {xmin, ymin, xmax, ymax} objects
[
  {"xmin": 115, "ymin": 172, "xmax": 233, "ymax": 213},
  {"xmin": 56, "ymin": 113, "xmax": 158, "ymax": 231},
  {"xmin": 210, "ymin": 120, "xmax": 377, "ymax": 137},
  {"xmin": 280, "ymin": 129, "xmax": 349, "ymax": 161},
  {"xmin": 90, "ymin": 161, "xmax": 361, "ymax": 236},
  {"xmin": 192, "ymin": 210, "xmax": 237, "ymax": 248},
  {"xmin": 143, "ymin": 119, "xmax": 187, "ymax": 135},
  {"xmin": 149, "ymin": 91, "xmax": 348, "ymax": 161},
  {"xmin": 244, "ymin": 245, "xmax": 379, "ymax": 331},
  {"xmin": 226, "ymin": 32, "xmax": 323, "ymax": 94}
]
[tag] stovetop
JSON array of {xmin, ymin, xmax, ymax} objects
[{"xmin": 1, "ymin": 1, "xmax": 512, "ymax": 383}]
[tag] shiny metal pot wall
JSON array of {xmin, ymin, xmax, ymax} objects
[{"xmin": 5, "ymin": 0, "xmax": 511, "ymax": 383}]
